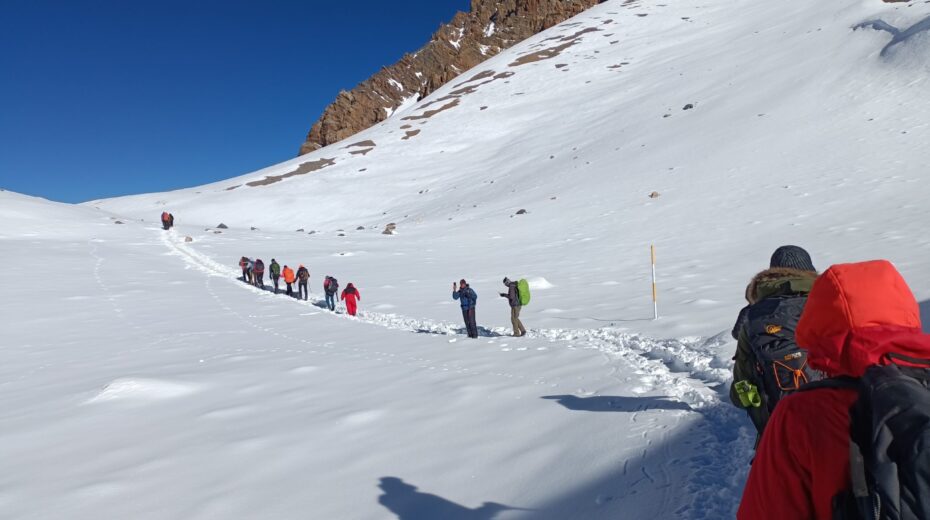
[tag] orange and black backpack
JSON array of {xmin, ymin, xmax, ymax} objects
[{"xmin": 743, "ymin": 295, "xmax": 823, "ymax": 424}]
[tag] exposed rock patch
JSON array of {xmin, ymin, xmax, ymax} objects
[
  {"xmin": 246, "ymin": 158, "xmax": 336, "ymax": 187},
  {"xmin": 510, "ymin": 27, "xmax": 601, "ymax": 66},
  {"xmin": 403, "ymin": 130, "xmax": 422, "ymax": 140},
  {"xmin": 345, "ymin": 140, "xmax": 377, "ymax": 149},
  {"xmin": 402, "ymin": 99, "xmax": 461, "ymax": 121}
]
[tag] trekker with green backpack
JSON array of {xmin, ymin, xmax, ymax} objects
[
  {"xmin": 500, "ymin": 277, "xmax": 529, "ymax": 337},
  {"xmin": 269, "ymin": 259, "xmax": 281, "ymax": 294}
]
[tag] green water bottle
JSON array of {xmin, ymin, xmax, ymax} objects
[{"xmin": 734, "ymin": 380, "xmax": 762, "ymax": 408}]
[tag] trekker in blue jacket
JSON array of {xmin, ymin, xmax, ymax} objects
[{"xmin": 453, "ymin": 279, "xmax": 479, "ymax": 338}]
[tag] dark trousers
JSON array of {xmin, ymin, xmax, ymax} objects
[
  {"xmin": 162, "ymin": 221, "xmax": 170, "ymax": 230},
  {"xmin": 242, "ymin": 268, "xmax": 251, "ymax": 283},
  {"xmin": 462, "ymin": 308, "xmax": 478, "ymax": 338},
  {"xmin": 254, "ymin": 273, "xmax": 264, "ymax": 289},
  {"xmin": 325, "ymin": 293, "xmax": 336, "ymax": 311},
  {"xmin": 298, "ymin": 281, "xmax": 308, "ymax": 300},
  {"xmin": 272, "ymin": 275, "xmax": 279, "ymax": 293},
  {"xmin": 286, "ymin": 282, "xmax": 294, "ymax": 297}
]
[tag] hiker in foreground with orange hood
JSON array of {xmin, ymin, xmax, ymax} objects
[{"xmin": 738, "ymin": 260, "xmax": 930, "ymax": 520}]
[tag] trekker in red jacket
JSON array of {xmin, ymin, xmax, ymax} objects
[
  {"xmin": 341, "ymin": 283, "xmax": 361, "ymax": 316},
  {"xmin": 738, "ymin": 260, "xmax": 930, "ymax": 520}
]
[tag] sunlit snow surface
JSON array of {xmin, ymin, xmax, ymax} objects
[{"xmin": 7, "ymin": 0, "xmax": 930, "ymax": 517}]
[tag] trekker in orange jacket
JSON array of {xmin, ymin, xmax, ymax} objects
[
  {"xmin": 738, "ymin": 260, "xmax": 930, "ymax": 519},
  {"xmin": 282, "ymin": 265, "xmax": 296, "ymax": 297},
  {"xmin": 341, "ymin": 283, "xmax": 361, "ymax": 316}
]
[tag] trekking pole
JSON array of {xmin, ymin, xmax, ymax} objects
[{"xmin": 651, "ymin": 245, "xmax": 658, "ymax": 320}]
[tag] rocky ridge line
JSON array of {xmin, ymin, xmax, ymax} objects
[{"xmin": 299, "ymin": 0, "xmax": 602, "ymax": 155}]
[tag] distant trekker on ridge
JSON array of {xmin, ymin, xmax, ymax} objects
[
  {"xmin": 730, "ymin": 245, "xmax": 820, "ymax": 447},
  {"xmin": 296, "ymin": 264, "xmax": 310, "ymax": 301},
  {"xmin": 161, "ymin": 211, "xmax": 172, "ymax": 230},
  {"xmin": 453, "ymin": 279, "xmax": 478, "ymax": 339},
  {"xmin": 252, "ymin": 259, "xmax": 265, "ymax": 289},
  {"xmin": 499, "ymin": 277, "xmax": 529, "ymax": 337},
  {"xmin": 269, "ymin": 259, "xmax": 281, "ymax": 294},
  {"xmin": 341, "ymin": 283, "xmax": 361, "ymax": 316},
  {"xmin": 324, "ymin": 276, "xmax": 339, "ymax": 311},
  {"xmin": 282, "ymin": 265, "xmax": 296, "ymax": 297}
]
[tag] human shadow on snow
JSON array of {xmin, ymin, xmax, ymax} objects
[
  {"xmin": 542, "ymin": 394, "xmax": 693, "ymax": 412},
  {"xmin": 412, "ymin": 325, "xmax": 505, "ymax": 338},
  {"xmin": 377, "ymin": 477, "xmax": 529, "ymax": 520}
]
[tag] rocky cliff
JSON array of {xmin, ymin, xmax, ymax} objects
[{"xmin": 299, "ymin": 0, "xmax": 602, "ymax": 155}]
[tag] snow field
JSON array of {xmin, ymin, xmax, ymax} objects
[{"xmin": 1, "ymin": 201, "xmax": 748, "ymax": 518}]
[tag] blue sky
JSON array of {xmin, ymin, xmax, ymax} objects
[{"xmin": 0, "ymin": 0, "xmax": 470, "ymax": 203}]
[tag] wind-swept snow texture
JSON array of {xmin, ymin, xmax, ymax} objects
[{"xmin": 9, "ymin": 0, "xmax": 930, "ymax": 518}]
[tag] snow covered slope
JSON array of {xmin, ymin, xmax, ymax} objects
[
  {"xmin": 8, "ymin": 0, "xmax": 930, "ymax": 518},
  {"xmin": 93, "ymin": 0, "xmax": 930, "ymax": 340},
  {"xmin": 3, "ymin": 190, "xmax": 745, "ymax": 519}
]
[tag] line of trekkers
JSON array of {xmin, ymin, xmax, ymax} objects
[
  {"xmin": 238, "ymin": 256, "xmax": 361, "ymax": 316},
  {"xmin": 731, "ymin": 245, "xmax": 930, "ymax": 520},
  {"xmin": 233, "ymin": 258, "xmax": 531, "ymax": 336}
]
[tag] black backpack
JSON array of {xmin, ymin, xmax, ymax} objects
[
  {"xmin": 743, "ymin": 295, "xmax": 823, "ymax": 420},
  {"xmin": 821, "ymin": 354, "xmax": 930, "ymax": 520},
  {"xmin": 327, "ymin": 278, "xmax": 338, "ymax": 294}
]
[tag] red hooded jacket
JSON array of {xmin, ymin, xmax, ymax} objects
[{"xmin": 738, "ymin": 260, "xmax": 930, "ymax": 519}]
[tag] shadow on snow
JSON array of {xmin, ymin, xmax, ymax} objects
[
  {"xmin": 542, "ymin": 394, "xmax": 693, "ymax": 412},
  {"xmin": 377, "ymin": 477, "xmax": 530, "ymax": 520},
  {"xmin": 376, "ymin": 403, "xmax": 751, "ymax": 520}
]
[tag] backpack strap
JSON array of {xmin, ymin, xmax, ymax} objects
[{"xmin": 883, "ymin": 352, "xmax": 930, "ymax": 367}]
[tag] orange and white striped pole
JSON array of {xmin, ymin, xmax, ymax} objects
[{"xmin": 651, "ymin": 245, "xmax": 658, "ymax": 320}]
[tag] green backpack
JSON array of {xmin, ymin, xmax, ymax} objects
[{"xmin": 517, "ymin": 279, "xmax": 531, "ymax": 306}]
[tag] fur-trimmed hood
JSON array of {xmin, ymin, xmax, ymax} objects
[{"xmin": 745, "ymin": 267, "xmax": 817, "ymax": 304}]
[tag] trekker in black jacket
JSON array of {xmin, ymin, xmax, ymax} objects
[{"xmin": 296, "ymin": 265, "xmax": 310, "ymax": 301}]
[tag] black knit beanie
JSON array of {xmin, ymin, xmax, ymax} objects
[{"xmin": 769, "ymin": 245, "xmax": 816, "ymax": 272}]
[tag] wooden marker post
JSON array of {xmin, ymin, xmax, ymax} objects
[{"xmin": 651, "ymin": 245, "xmax": 658, "ymax": 320}]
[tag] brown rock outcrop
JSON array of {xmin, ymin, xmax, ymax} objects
[{"xmin": 299, "ymin": 0, "xmax": 602, "ymax": 155}]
